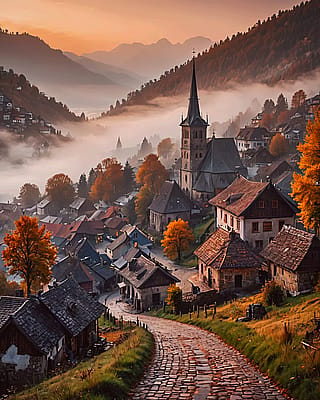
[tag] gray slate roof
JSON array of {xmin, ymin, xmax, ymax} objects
[
  {"xmin": 236, "ymin": 127, "xmax": 271, "ymax": 141},
  {"xmin": 0, "ymin": 296, "xmax": 27, "ymax": 329},
  {"xmin": 149, "ymin": 180, "xmax": 193, "ymax": 214},
  {"xmin": 40, "ymin": 277, "xmax": 105, "ymax": 337}
]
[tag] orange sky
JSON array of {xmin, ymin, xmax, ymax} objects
[{"xmin": 1, "ymin": 0, "xmax": 301, "ymax": 53}]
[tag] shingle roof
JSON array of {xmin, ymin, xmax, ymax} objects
[
  {"xmin": 52, "ymin": 256, "xmax": 94, "ymax": 285},
  {"xmin": 104, "ymin": 216, "xmax": 126, "ymax": 230},
  {"xmin": 69, "ymin": 197, "xmax": 86, "ymax": 210},
  {"xmin": 209, "ymin": 176, "xmax": 268, "ymax": 216},
  {"xmin": 260, "ymin": 225, "xmax": 318, "ymax": 271},
  {"xmin": 40, "ymin": 277, "xmax": 105, "ymax": 336},
  {"xmin": 106, "ymin": 232, "xmax": 129, "ymax": 251},
  {"xmin": 194, "ymin": 227, "xmax": 262, "ymax": 270},
  {"xmin": 256, "ymin": 160, "xmax": 293, "ymax": 181},
  {"xmin": 236, "ymin": 127, "xmax": 271, "ymax": 141},
  {"xmin": 0, "ymin": 296, "xmax": 27, "ymax": 329},
  {"xmin": 149, "ymin": 181, "xmax": 192, "ymax": 214},
  {"xmin": 119, "ymin": 255, "xmax": 179, "ymax": 289}
]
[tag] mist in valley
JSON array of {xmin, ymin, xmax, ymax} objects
[{"xmin": 1, "ymin": 69, "xmax": 319, "ymax": 203}]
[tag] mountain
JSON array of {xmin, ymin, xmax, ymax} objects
[
  {"xmin": 83, "ymin": 36, "xmax": 212, "ymax": 80},
  {"xmin": 63, "ymin": 52, "xmax": 143, "ymax": 88},
  {"xmin": 104, "ymin": 0, "xmax": 320, "ymax": 116}
]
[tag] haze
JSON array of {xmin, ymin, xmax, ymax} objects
[{"xmin": 2, "ymin": 0, "xmax": 301, "ymax": 53}]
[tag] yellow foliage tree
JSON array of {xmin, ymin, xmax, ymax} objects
[
  {"xmin": 2, "ymin": 216, "xmax": 57, "ymax": 296},
  {"xmin": 161, "ymin": 219, "xmax": 194, "ymax": 261},
  {"xmin": 291, "ymin": 109, "xmax": 320, "ymax": 235},
  {"xmin": 167, "ymin": 284, "xmax": 182, "ymax": 314},
  {"xmin": 269, "ymin": 133, "xmax": 287, "ymax": 158}
]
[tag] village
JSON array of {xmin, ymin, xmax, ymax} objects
[{"xmin": 0, "ymin": 59, "xmax": 320, "ymax": 399}]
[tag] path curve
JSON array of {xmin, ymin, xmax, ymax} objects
[{"xmin": 105, "ymin": 294, "xmax": 286, "ymax": 400}]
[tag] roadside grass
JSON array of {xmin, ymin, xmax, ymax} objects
[
  {"xmin": 154, "ymin": 291, "xmax": 320, "ymax": 400},
  {"xmin": 12, "ymin": 328, "xmax": 154, "ymax": 400}
]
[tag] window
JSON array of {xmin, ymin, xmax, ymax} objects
[
  {"xmin": 195, "ymin": 153, "xmax": 198, "ymax": 158},
  {"xmin": 279, "ymin": 220, "xmax": 285, "ymax": 232},
  {"xmin": 258, "ymin": 200, "xmax": 265, "ymax": 208},
  {"xmin": 185, "ymin": 175, "xmax": 187, "ymax": 183},
  {"xmin": 252, "ymin": 222, "xmax": 259, "ymax": 233},
  {"xmin": 273, "ymin": 264, "xmax": 277, "ymax": 276},
  {"xmin": 199, "ymin": 152, "xmax": 202, "ymax": 158},
  {"xmin": 255, "ymin": 240, "xmax": 263, "ymax": 249},
  {"xmin": 199, "ymin": 130, "xmax": 202, "ymax": 138},
  {"xmin": 224, "ymin": 214, "xmax": 227, "ymax": 223},
  {"xmin": 200, "ymin": 264, "xmax": 203, "ymax": 274},
  {"xmin": 237, "ymin": 219, "xmax": 240, "ymax": 231},
  {"xmin": 272, "ymin": 200, "xmax": 278, "ymax": 208},
  {"xmin": 263, "ymin": 221, "xmax": 272, "ymax": 232},
  {"xmin": 220, "ymin": 209, "xmax": 223, "ymax": 218},
  {"xmin": 194, "ymin": 131, "xmax": 198, "ymax": 138},
  {"xmin": 230, "ymin": 216, "xmax": 234, "ymax": 228}
]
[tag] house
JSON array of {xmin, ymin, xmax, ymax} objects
[
  {"xmin": 0, "ymin": 296, "xmax": 65, "ymax": 389},
  {"xmin": 118, "ymin": 254, "xmax": 179, "ymax": 311},
  {"xmin": 260, "ymin": 225, "xmax": 320, "ymax": 295},
  {"xmin": 210, "ymin": 176, "xmax": 298, "ymax": 250},
  {"xmin": 235, "ymin": 127, "xmax": 271, "ymax": 157},
  {"xmin": 69, "ymin": 220, "xmax": 105, "ymax": 246},
  {"xmin": 255, "ymin": 160, "xmax": 294, "ymax": 182},
  {"xmin": 194, "ymin": 228, "xmax": 262, "ymax": 293},
  {"xmin": 37, "ymin": 199, "xmax": 56, "ymax": 216},
  {"xmin": 103, "ymin": 216, "xmax": 127, "ymax": 237},
  {"xmin": 40, "ymin": 277, "xmax": 105, "ymax": 357},
  {"xmin": 149, "ymin": 180, "xmax": 193, "ymax": 232},
  {"xmin": 69, "ymin": 197, "xmax": 95, "ymax": 218},
  {"xmin": 106, "ymin": 232, "xmax": 131, "ymax": 260},
  {"xmin": 242, "ymin": 147, "xmax": 274, "ymax": 178},
  {"xmin": 101, "ymin": 206, "xmax": 122, "ymax": 222},
  {"xmin": 120, "ymin": 224, "xmax": 152, "ymax": 248}
]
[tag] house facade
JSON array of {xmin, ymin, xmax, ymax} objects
[
  {"xmin": 210, "ymin": 176, "xmax": 298, "ymax": 250},
  {"xmin": 235, "ymin": 127, "xmax": 271, "ymax": 157},
  {"xmin": 261, "ymin": 225, "xmax": 320, "ymax": 295},
  {"xmin": 194, "ymin": 227, "xmax": 262, "ymax": 293}
]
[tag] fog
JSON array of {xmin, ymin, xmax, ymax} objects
[{"xmin": 1, "ymin": 69, "xmax": 319, "ymax": 202}]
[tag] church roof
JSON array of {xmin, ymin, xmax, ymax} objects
[
  {"xmin": 193, "ymin": 138, "xmax": 246, "ymax": 193},
  {"xmin": 180, "ymin": 58, "xmax": 208, "ymax": 127},
  {"xmin": 149, "ymin": 180, "xmax": 193, "ymax": 214}
]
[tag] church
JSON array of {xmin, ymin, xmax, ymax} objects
[{"xmin": 180, "ymin": 59, "xmax": 246, "ymax": 202}]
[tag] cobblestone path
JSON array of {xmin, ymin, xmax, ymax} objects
[{"xmin": 130, "ymin": 316, "xmax": 286, "ymax": 400}]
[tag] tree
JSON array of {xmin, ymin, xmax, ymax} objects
[
  {"xmin": 269, "ymin": 133, "xmax": 287, "ymax": 158},
  {"xmin": 167, "ymin": 284, "xmax": 182, "ymax": 314},
  {"xmin": 263, "ymin": 99, "xmax": 275, "ymax": 114},
  {"xmin": 291, "ymin": 109, "xmax": 320, "ymax": 235},
  {"xmin": 260, "ymin": 113, "xmax": 274, "ymax": 130},
  {"xmin": 46, "ymin": 173, "xmax": 75, "ymax": 210},
  {"xmin": 277, "ymin": 111, "xmax": 289, "ymax": 125},
  {"xmin": 157, "ymin": 138, "xmax": 174, "ymax": 159},
  {"xmin": 78, "ymin": 173, "xmax": 88, "ymax": 198},
  {"xmin": 19, "ymin": 183, "xmax": 41, "ymax": 208},
  {"xmin": 161, "ymin": 219, "xmax": 194, "ymax": 261},
  {"xmin": 0, "ymin": 271, "xmax": 20, "ymax": 296},
  {"xmin": 137, "ymin": 137, "xmax": 152, "ymax": 158},
  {"xmin": 136, "ymin": 154, "xmax": 168, "ymax": 194},
  {"xmin": 135, "ymin": 184, "xmax": 154, "ymax": 225},
  {"xmin": 275, "ymin": 93, "xmax": 288, "ymax": 115},
  {"xmin": 2, "ymin": 216, "xmax": 57, "ymax": 296},
  {"xmin": 291, "ymin": 89, "xmax": 306, "ymax": 110},
  {"xmin": 88, "ymin": 168, "xmax": 98, "ymax": 192},
  {"xmin": 123, "ymin": 161, "xmax": 135, "ymax": 193},
  {"xmin": 262, "ymin": 281, "xmax": 285, "ymax": 306}
]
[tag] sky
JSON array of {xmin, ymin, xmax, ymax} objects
[{"xmin": 1, "ymin": 0, "xmax": 302, "ymax": 54}]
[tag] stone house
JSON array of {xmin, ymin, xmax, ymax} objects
[
  {"xmin": 0, "ymin": 297, "xmax": 65, "ymax": 389},
  {"xmin": 106, "ymin": 232, "xmax": 131, "ymax": 260},
  {"xmin": 149, "ymin": 180, "xmax": 193, "ymax": 233},
  {"xmin": 260, "ymin": 225, "xmax": 320, "ymax": 295},
  {"xmin": 118, "ymin": 254, "xmax": 179, "ymax": 311},
  {"xmin": 210, "ymin": 176, "xmax": 298, "ymax": 250},
  {"xmin": 194, "ymin": 227, "xmax": 262, "ymax": 293},
  {"xmin": 235, "ymin": 127, "xmax": 271, "ymax": 157}
]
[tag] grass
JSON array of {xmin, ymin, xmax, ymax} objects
[
  {"xmin": 12, "ymin": 328, "xmax": 154, "ymax": 400},
  {"xmin": 153, "ymin": 291, "xmax": 320, "ymax": 400}
]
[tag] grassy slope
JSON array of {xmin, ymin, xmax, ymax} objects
[
  {"xmin": 12, "ymin": 328, "xmax": 154, "ymax": 400},
  {"xmin": 155, "ymin": 292, "xmax": 320, "ymax": 400}
]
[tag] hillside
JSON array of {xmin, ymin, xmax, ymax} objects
[
  {"xmin": 0, "ymin": 68, "xmax": 80, "ymax": 122},
  {"xmin": 105, "ymin": 0, "xmax": 320, "ymax": 116},
  {"xmin": 84, "ymin": 36, "xmax": 212, "ymax": 80}
]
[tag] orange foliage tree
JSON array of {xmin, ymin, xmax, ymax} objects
[
  {"xmin": 161, "ymin": 219, "xmax": 194, "ymax": 261},
  {"xmin": 90, "ymin": 158, "xmax": 124, "ymax": 203},
  {"xmin": 291, "ymin": 109, "xmax": 320, "ymax": 235},
  {"xmin": 135, "ymin": 184, "xmax": 154, "ymax": 225},
  {"xmin": 19, "ymin": 183, "xmax": 41, "ymax": 208},
  {"xmin": 269, "ymin": 133, "xmax": 287, "ymax": 158},
  {"xmin": 0, "ymin": 271, "xmax": 20, "ymax": 296},
  {"xmin": 167, "ymin": 284, "xmax": 182, "ymax": 313},
  {"xmin": 260, "ymin": 113, "xmax": 274, "ymax": 130},
  {"xmin": 136, "ymin": 154, "xmax": 168, "ymax": 193},
  {"xmin": 46, "ymin": 173, "xmax": 75, "ymax": 210},
  {"xmin": 157, "ymin": 138, "xmax": 174, "ymax": 159},
  {"xmin": 2, "ymin": 216, "xmax": 57, "ymax": 296}
]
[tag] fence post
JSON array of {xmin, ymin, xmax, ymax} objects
[
  {"xmin": 197, "ymin": 305, "xmax": 199, "ymax": 318},
  {"xmin": 212, "ymin": 302, "xmax": 217, "ymax": 319},
  {"xmin": 204, "ymin": 304, "xmax": 207, "ymax": 318}
]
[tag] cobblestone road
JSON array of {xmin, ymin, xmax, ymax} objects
[{"xmin": 130, "ymin": 316, "xmax": 286, "ymax": 400}]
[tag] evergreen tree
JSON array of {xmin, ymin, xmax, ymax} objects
[
  {"xmin": 123, "ymin": 161, "xmax": 135, "ymax": 193},
  {"xmin": 263, "ymin": 99, "xmax": 275, "ymax": 114},
  {"xmin": 88, "ymin": 168, "xmax": 98, "ymax": 191},
  {"xmin": 78, "ymin": 173, "xmax": 88, "ymax": 198},
  {"xmin": 276, "ymin": 93, "xmax": 288, "ymax": 115}
]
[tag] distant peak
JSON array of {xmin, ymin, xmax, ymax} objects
[{"xmin": 156, "ymin": 38, "xmax": 171, "ymax": 45}]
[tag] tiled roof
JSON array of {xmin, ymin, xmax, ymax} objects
[
  {"xmin": 106, "ymin": 232, "xmax": 129, "ymax": 251},
  {"xmin": 260, "ymin": 225, "xmax": 318, "ymax": 271},
  {"xmin": 40, "ymin": 277, "xmax": 105, "ymax": 337},
  {"xmin": 149, "ymin": 181, "xmax": 192, "ymax": 214},
  {"xmin": 104, "ymin": 216, "xmax": 126, "ymax": 230},
  {"xmin": 70, "ymin": 220, "xmax": 104, "ymax": 235},
  {"xmin": 0, "ymin": 296, "xmax": 27, "ymax": 329},
  {"xmin": 236, "ymin": 127, "xmax": 271, "ymax": 141},
  {"xmin": 256, "ymin": 160, "xmax": 293, "ymax": 181},
  {"xmin": 69, "ymin": 197, "xmax": 86, "ymax": 210},
  {"xmin": 209, "ymin": 176, "xmax": 268, "ymax": 216},
  {"xmin": 43, "ymin": 222, "xmax": 73, "ymax": 239},
  {"xmin": 52, "ymin": 256, "xmax": 94, "ymax": 285},
  {"xmin": 102, "ymin": 206, "xmax": 120, "ymax": 220},
  {"xmin": 194, "ymin": 227, "xmax": 262, "ymax": 270}
]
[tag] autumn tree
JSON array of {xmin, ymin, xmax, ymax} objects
[
  {"xmin": 291, "ymin": 109, "xmax": 320, "ymax": 235},
  {"xmin": 90, "ymin": 158, "xmax": 124, "ymax": 203},
  {"xmin": 167, "ymin": 284, "xmax": 182, "ymax": 314},
  {"xmin": 157, "ymin": 138, "xmax": 174, "ymax": 159},
  {"xmin": 19, "ymin": 183, "xmax": 41, "ymax": 208},
  {"xmin": 136, "ymin": 154, "xmax": 168, "ymax": 193},
  {"xmin": 135, "ymin": 184, "xmax": 153, "ymax": 225},
  {"xmin": 275, "ymin": 93, "xmax": 288, "ymax": 115},
  {"xmin": 260, "ymin": 113, "xmax": 274, "ymax": 130},
  {"xmin": 0, "ymin": 271, "xmax": 20, "ymax": 296},
  {"xmin": 46, "ymin": 173, "xmax": 75, "ymax": 210},
  {"xmin": 161, "ymin": 219, "xmax": 194, "ymax": 261},
  {"xmin": 2, "ymin": 216, "xmax": 57, "ymax": 296},
  {"xmin": 269, "ymin": 133, "xmax": 287, "ymax": 158},
  {"xmin": 263, "ymin": 99, "xmax": 275, "ymax": 114},
  {"xmin": 291, "ymin": 89, "xmax": 306, "ymax": 110},
  {"xmin": 78, "ymin": 173, "xmax": 88, "ymax": 198}
]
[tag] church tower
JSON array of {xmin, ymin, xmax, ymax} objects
[{"xmin": 180, "ymin": 58, "xmax": 209, "ymax": 196}]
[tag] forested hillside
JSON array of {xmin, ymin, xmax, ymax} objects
[{"xmin": 105, "ymin": 0, "xmax": 320, "ymax": 116}]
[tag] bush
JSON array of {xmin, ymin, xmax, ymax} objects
[{"xmin": 262, "ymin": 281, "xmax": 285, "ymax": 306}]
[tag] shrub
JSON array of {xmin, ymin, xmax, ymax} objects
[{"xmin": 262, "ymin": 281, "xmax": 285, "ymax": 306}]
